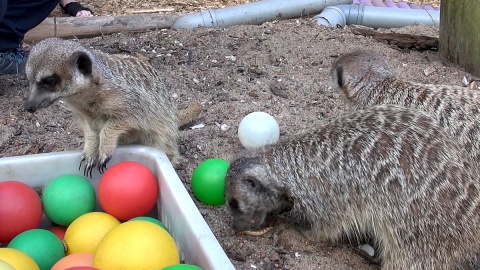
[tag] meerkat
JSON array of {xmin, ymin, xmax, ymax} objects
[
  {"xmin": 331, "ymin": 50, "xmax": 480, "ymax": 162},
  {"xmin": 24, "ymin": 38, "xmax": 201, "ymax": 176},
  {"xmin": 225, "ymin": 105, "xmax": 480, "ymax": 270}
]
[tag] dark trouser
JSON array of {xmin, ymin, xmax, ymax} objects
[{"xmin": 0, "ymin": 0, "xmax": 59, "ymax": 52}]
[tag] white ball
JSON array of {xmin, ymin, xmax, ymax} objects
[
  {"xmin": 238, "ymin": 111, "xmax": 280, "ymax": 150},
  {"xmin": 358, "ymin": 244, "xmax": 375, "ymax": 257}
]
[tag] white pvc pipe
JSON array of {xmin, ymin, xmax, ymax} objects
[
  {"xmin": 313, "ymin": 4, "xmax": 440, "ymax": 28},
  {"xmin": 172, "ymin": 0, "xmax": 353, "ymax": 29}
]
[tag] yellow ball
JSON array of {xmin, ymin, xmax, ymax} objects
[
  {"xmin": 94, "ymin": 220, "xmax": 180, "ymax": 270},
  {"xmin": 0, "ymin": 248, "xmax": 39, "ymax": 270},
  {"xmin": 64, "ymin": 212, "xmax": 120, "ymax": 255},
  {"xmin": 0, "ymin": 259, "xmax": 15, "ymax": 270}
]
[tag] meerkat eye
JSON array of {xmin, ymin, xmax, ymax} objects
[
  {"xmin": 228, "ymin": 198, "xmax": 239, "ymax": 211},
  {"xmin": 40, "ymin": 75, "xmax": 60, "ymax": 88}
]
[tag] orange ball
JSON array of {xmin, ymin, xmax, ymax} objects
[
  {"xmin": 65, "ymin": 267, "xmax": 100, "ymax": 270},
  {"xmin": 51, "ymin": 253, "xmax": 94, "ymax": 270},
  {"xmin": 98, "ymin": 161, "xmax": 158, "ymax": 221}
]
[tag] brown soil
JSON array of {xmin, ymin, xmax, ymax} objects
[{"xmin": 2, "ymin": 1, "xmax": 463, "ymax": 270}]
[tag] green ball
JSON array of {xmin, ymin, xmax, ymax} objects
[
  {"xmin": 129, "ymin": 216, "xmax": 169, "ymax": 233},
  {"xmin": 162, "ymin": 264, "xmax": 202, "ymax": 270},
  {"xmin": 8, "ymin": 229, "xmax": 65, "ymax": 270},
  {"xmin": 43, "ymin": 174, "xmax": 96, "ymax": 226},
  {"xmin": 191, "ymin": 158, "xmax": 230, "ymax": 205}
]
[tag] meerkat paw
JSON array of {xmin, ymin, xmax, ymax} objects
[
  {"xmin": 97, "ymin": 153, "xmax": 112, "ymax": 174},
  {"xmin": 79, "ymin": 153, "xmax": 98, "ymax": 178}
]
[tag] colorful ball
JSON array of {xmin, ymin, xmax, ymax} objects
[
  {"xmin": 94, "ymin": 220, "xmax": 179, "ymax": 270},
  {"xmin": 50, "ymin": 225, "xmax": 68, "ymax": 240},
  {"xmin": 65, "ymin": 267, "xmax": 100, "ymax": 270},
  {"xmin": 42, "ymin": 174, "xmax": 96, "ymax": 226},
  {"xmin": 51, "ymin": 253, "xmax": 94, "ymax": 270},
  {"xmin": 0, "ymin": 181, "xmax": 42, "ymax": 243},
  {"xmin": 98, "ymin": 161, "xmax": 158, "ymax": 221},
  {"xmin": 191, "ymin": 159, "xmax": 230, "ymax": 205},
  {"xmin": 238, "ymin": 111, "xmax": 280, "ymax": 149},
  {"xmin": 0, "ymin": 248, "xmax": 40, "ymax": 270},
  {"xmin": 162, "ymin": 264, "xmax": 202, "ymax": 270},
  {"xmin": 7, "ymin": 229, "xmax": 65, "ymax": 270},
  {"xmin": 64, "ymin": 212, "xmax": 120, "ymax": 255},
  {"xmin": 0, "ymin": 259, "xmax": 15, "ymax": 270},
  {"xmin": 129, "ymin": 216, "xmax": 169, "ymax": 233}
]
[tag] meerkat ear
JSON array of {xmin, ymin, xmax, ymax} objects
[
  {"xmin": 242, "ymin": 177, "xmax": 268, "ymax": 194},
  {"xmin": 335, "ymin": 65, "xmax": 344, "ymax": 88},
  {"xmin": 71, "ymin": 51, "xmax": 93, "ymax": 76}
]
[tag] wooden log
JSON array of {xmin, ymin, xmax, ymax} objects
[
  {"xmin": 350, "ymin": 26, "xmax": 439, "ymax": 51},
  {"xmin": 440, "ymin": 0, "xmax": 480, "ymax": 77},
  {"xmin": 24, "ymin": 13, "xmax": 184, "ymax": 43},
  {"xmin": 126, "ymin": 8, "xmax": 176, "ymax": 14}
]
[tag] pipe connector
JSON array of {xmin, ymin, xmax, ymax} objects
[
  {"xmin": 313, "ymin": 4, "xmax": 440, "ymax": 28},
  {"xmin": 313, "ymin": 6, "xmax": 347, "ymax": 27}
]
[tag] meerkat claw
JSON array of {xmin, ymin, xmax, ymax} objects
[
  {"xmin": 84, "ymin": 163, "xmax": 94, "ymax": 179},
  {"xmin": 97, "ymin": 156, "xmax": 111, "ymax": 174},
  {"xmin": 80, "ymin": 155, "xmax": 97, "ymax": 178},
  {"xmin": 79, "ymin": 156, "xmax": 85, "ymax": 171}
]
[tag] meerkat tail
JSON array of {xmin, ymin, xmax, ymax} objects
[{"xmin": 179, "ymin": 103, "xmax": 203, "ymax": 126}]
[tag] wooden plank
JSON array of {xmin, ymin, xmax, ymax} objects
[
  {"xmin": 439, "ymin": 0, "xmax": 480, "ymax": 76},
  {"xmin": 24, "ymin": 13, "xmax": 184, "ymax": 42}
]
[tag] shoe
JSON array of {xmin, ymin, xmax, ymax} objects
[{"xmin": 0, "ymin": 48, "xmax": 29, "ymax": 75}]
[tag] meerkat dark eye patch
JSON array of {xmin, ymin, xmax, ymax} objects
[
  {"xmin": 228, "ymin": 198, "xmax": 239, "ymax": 211},
  {"xmin": 39, "ymin": 74, "xmax": 60, "ymax": 89}
]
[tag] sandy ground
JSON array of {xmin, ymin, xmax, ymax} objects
[{"xmin": 2, "ymin": 1, "xmax": 464, "ymax": 270}]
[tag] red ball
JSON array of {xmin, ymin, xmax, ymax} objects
[
  {"xmin": 98, "ymin": 161, "xmax": 158, "ymax": 221},
  {"xmin": 49, "ymin": 225, "xmax": 68, "ymax": 240},
  {"xmin": 0, "ymin": 181, "xmax": 43, "ymax": 243}
]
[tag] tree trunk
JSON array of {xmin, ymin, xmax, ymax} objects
[{"xmin": 439, "ymin": 0, "xmax": 480, "ymax": 77}]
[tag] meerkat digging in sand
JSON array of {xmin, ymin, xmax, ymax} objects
[{"xmin": 226, "ymin": 105, "xmax": 480, "ymax": 270}]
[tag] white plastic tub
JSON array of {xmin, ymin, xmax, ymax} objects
[{"xmin": 0, "ymin": 145, "xmax": 235, "ymax": 270}]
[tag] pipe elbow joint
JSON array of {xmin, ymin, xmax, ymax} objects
[{"xmin": 312, "ymin": 6, "xmax": 347, "ymax": 27}]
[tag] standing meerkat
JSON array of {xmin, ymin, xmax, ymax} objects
[
  {"xmin": 24, "ymin": 38, "xmax": 201, "ymax": 176},
  {"xmin": 225, "ymin": 105, "xmax": 480, "ymax": 270},
  {"xmin": 330, "ymin": 50, "xmax": 480, "ymax": 161}
]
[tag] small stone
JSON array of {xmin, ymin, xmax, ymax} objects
[
  {"xmin": 270, "ymin": 80, "xmax": 288, "ymax": 98},
  {"xmin": 423, "ymin": 66, "xmax": 436, "ymax": 76}
]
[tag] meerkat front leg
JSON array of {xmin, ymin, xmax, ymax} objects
[
  {"xmin": 97, "ymin": 120, "xmax": 128, "ymax": 173},
  {"xmin": 78, "ymin": 118, "xmax": 100, "ymax": 178}
]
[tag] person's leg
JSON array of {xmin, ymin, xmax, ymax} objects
[
  {"xmin": 0, "ymin": 1, "xmax": 6, "ymax": 22},
  {"xmin": 0, "ymin": 0, "xmax": 58, "ymax": 74},
  {"xmin": 0, "ymin": 0, "xmax": 59, "ymax": 52}
]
